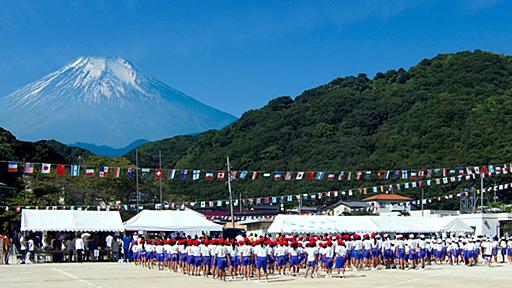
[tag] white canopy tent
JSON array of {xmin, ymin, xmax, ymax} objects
[
  {"xmin": 268, "ymin": 215, "xmax": 473, "ymax": 234},
  {"xmin": 123, "ymin": 209, "xmax": 222, "ymax": 233},
  {"xmin": 21, "ymin": 209, "xmax": 124, "ymax": 232}
]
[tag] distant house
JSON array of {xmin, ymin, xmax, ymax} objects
[
  {"xmin": 320, "ymin": 200, "xmax": 372, "ymax": 216},
  {"xmin": 361, "ymin": 193, "xmax": 414, "ymax": 213}
]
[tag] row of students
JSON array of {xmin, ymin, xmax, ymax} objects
[{"xmin": 128, "ymin": 234, "xmax": 512, "ymax": 282}]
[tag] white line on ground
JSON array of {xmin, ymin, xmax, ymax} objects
[
  {"xmin": 374, "ymin": 270, "xmax": 452, "ymax": 288},
  {"xmin": 51, "ymin": 268, "xmax": 103, "ymax": 288}
]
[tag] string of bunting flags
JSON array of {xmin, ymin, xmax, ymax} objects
[
  {"xmin": 4, "ymin": 174, "xmax": 510, "ymax": 214},
  {"xmin": 2, "ymin": 160, "xmax": 511, "ymax": 182}
]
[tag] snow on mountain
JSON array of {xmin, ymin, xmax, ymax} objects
[{"xmin": 0, "ymin": 56, "xmax": 236, "ymax": 147}]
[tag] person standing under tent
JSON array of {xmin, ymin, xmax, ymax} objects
[
  {"xmin": 105, "ymin": 234, "xmax": 113, "ymax": 261},
  {"xmin": 122, "ymin": 233, "xmax": 132, "ymax": 263},
  {"xmin": 75, "ymin": 236, "xmax": 84, "ymax": 263},
  {"xmin": 27, "ymin": 237, "xmax": 35, "ymax": 263},
  {"xmin": 19, "ymin": 234, "xmax": 27, "ymax": 264}
]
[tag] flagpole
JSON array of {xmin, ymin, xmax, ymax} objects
[
  {"xmin": 136, "ymin": 149, "xmax": 140, "ymax": 211},
  {"xmin": 226, "ymin": 156, "xmax": 235, "ymax": 228},
  {"xmin": 159, "ymin": 150, "xmax": 162, "ymax": 205}
]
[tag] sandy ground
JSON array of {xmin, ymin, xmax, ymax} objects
[{"xmin": 2, "ymin": 262, "xmax": 512, "ymax": 288}]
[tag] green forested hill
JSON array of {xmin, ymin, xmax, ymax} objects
[
  {"xmin": 2, "ymin": 50, "xmax": 512, "ymax": 229},
  {"xmin": 127, "ymin": 50, "xmax": 512, "ymax": 200}
]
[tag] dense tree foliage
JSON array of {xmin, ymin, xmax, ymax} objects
[{"xmin": 2, "ymin": 50, "xmax": 512, "ymax": 230}]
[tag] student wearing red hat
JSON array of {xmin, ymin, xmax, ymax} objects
[
  {"xmin": 200, "ymin": 240, "xmax": 211, "ymax": 277},
  {"xmin": 213, "ymin": 240, "xmax": 229, "ymax": 281},
  {"xmin": 155, "ymin": 240, "xmax": 165, "ymax": 270},
  {"xmin": 178, "ymin": 240, "xmax": 188, "ymax": 274},
  {"xmin": 239, "ymin": 239, "xmax": 253, "ymax": 281},
  {"xmin": 169, "ymin": 240, "xmax": 179, "ymax": 272},
  {"xmin": 304, "ymin": 242, "xmax": 318, "ymax": 278},
  {"xmin": 191, "ymin": 240, "xmax": 202, "ymax": 276},
  {"xmin": 254, "ymin": 240, "xmax": 269, "ymax": 283},
  {"xmin": 335, "ymin": 240, "xmax": 348, "ymax": 277},
  {"xmin": 275, "ymin": 241, "xmax": 288, "ymax": 276},
  {"xmin": 324, "ymin": 241, "xmax": 335, "ymax": 278},
  {"xmin": 288, "ymin": 241, "xmax": 300, "ymax": 276}
]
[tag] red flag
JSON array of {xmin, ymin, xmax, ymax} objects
[
  {"xmin": 251, "ymin": 171, "xmax": 259, "ymax": 180},
  {"xmin": 56, "ymin": 164, "xmax": 65, "ymax": 175},
  {"xmin": 306, "ymin": 171, "xmax": 315, "ymax": 180},
  {"xmin": 154, "ymin": 169, "xmax": 163, "ymax": 179},
  {"xmin": 481, "ymin": 165, "xmax": 488, "ymax": 175},
  {"xmin": 217, "ymin": 171, "xmax": 225, "ymax": 180}
]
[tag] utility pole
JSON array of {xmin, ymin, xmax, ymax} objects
[
  {"xmin": 298, "ymin": 195, "xmax": 302, "ymax": 214},
  {"xmin": 136, "ymin": 149, "xmax": 140, "ymax": 211},
  {"xmin": 239, "ymin": 192, "xmax": 242, "ymax": 213},
  {"xmin": 481, "ymin": 174, "xmax": 484, "ymax": 213},
  {"xmin": 226, "ymin": 157, "xmax": 235, "ymax": 228},
  {"xmin": 159, "ymin": 150, "xmax": 163, "ymax": 205}
]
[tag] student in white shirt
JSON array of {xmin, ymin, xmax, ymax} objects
[
  {"xmin": 253, "ymin": 240, "xmax": 269, "ymax": 283},
  {"xmin": 304, "ymin": 242, "xmax": 318, "ymax": 278},
  {"xmin": 75, "ymin": 236, "xmax": 85, "ymax": 263},
  {"xmin": 214, "ymin": 240, "xmax": 229, "ymax": 281}
]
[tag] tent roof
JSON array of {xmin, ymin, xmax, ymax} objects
[
  {"xmin": 268, "ymin": 215, "xmax": 473, "ymax": 234},
  {"xmin": 362, "ymin": 194, "xmax": 413, "ymax": 202},
  {"xmin": 21, "ymin": 209, "xmax": 124, "ymax": 232},
  {"xmin": 123, "ymin": 209, "xmax": 223, "ymax": 232}
]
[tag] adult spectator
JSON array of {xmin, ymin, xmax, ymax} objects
[
  {"xmin": 105, "ymin": 234, "xmax": 113, "ymax": 261},
  {"xmin": 112, "ymin": 236, "xmax": 120, "ymax": 262},
  {"xmin": 27, "ymin": 237, "xmax": 35, "ymax": 263},
  {"xmin": 122, "ymin": 233, "xmax": 132, "ymax": 263},
  {"xmin": 2, "ymin": 232, "xmax": 9, "ymax": 265},
  {"xmin": 19, "ymin": 234, "xmax": 27, "ymax": 264},
  {"xmin": 75, "ymin": 235, "xmax": 84, "ymax": 263}
]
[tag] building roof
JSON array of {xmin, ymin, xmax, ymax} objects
[{"xmin": 361, "ymin": 194, "xmax": 413, "ymax": 202}]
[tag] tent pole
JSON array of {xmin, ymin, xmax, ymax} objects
[
  {"xmin": 159, "ymin": 150, "xmax": 162, "ymax": 205},
  {"xmin": 136, "ymin": 149, "xmax": 140, "ymax": 212}
]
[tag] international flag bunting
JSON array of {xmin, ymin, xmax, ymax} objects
[
  {"xmin": 56, "ymin": 164, "xmax": 65, "ymax": 175},
  {"xmin": 393, "ymin": 170, "xmax": 399, "ymax": 180},
  {"xmin": 385, "ymin": 170, "xmax": 391, "ymax": 180},
  {"xmin": 296, "ymin": 172, "xmax": 304, "ymax": 180},
  {"xmin": 192, "ymin": 170, "xmax": 201, "ymax": 181},
  {"xmin": 229, "ymin": 171, "xmax": 237, "ymax": 181},
  {"xmin": 274, "ymin": 172, "xmax": 282, "ymax": 181},
  {"xmin": 154, "ymin": 169, "xmax": 163, "ymax": 179},
  {"xmin": 99, "ymin": 166, "xmax": 108, "ymax": 177},
  {"xmin": 401, "ymin": 170, "xmax": 408, "ymax": 179},
  {"xmin": 239, "ymin": 171, "xmax": 248, "ymax": 180},
  {"xmin": 285, "ymin": 172, "xmax": 293, "ymax": 181},
  {"xmin": 364, "ymin": 171, "xmax": 372, "ymax": 180},
  {"xmin": 347, "ymin": 171, "xmax": 352, "ymax": 181},
  {"xmin": 263, "ymin": 172, "xmax": 271, "ymax": 178},
  {"xmin": 410, "ymin": 170, "xmax": 417, "ymax": 179},
  {"xmin": 8, "ymin": 161, "xmax": 18, "ymax": 172},
  {"xmin": 71, "ymin": 165, "xmax": 80, "ymax": 177},
  {"xmin": 338, "ymin": 171, "xmax": 344, "ymax": 181},
  {"xmin": 179, "ymin": 170, "xmax": 188, "ymax": 181},
  {"xmin": 355, "ymin": 171, "xmax": 363, "ymax": 181},
  {"xmin": 127, "ymin": 168, "xmax": 136, "ymax": 179},
  {"xmin": 85, "ymin": 168, "xmax": 95, "ymax": 177},
  {"xmin": 327, "ymin": 174, "xmax": 335, "ymax": 181},
  {"xmin": 252, "ymin": 171, "xmax": 259, "ymax": 180},
  {"xmin": 418, "ymin": 170, "xmax": 425, "ymax": 179},
  {"xmin": 141, "ymin": 168, "xmax": 151, "ymax": 179},
  {"xmin": 205, "ymin": 171, "xmax": 214, "ymax": 180},
  {"xmin": 377, "ymin": 170, "xmax": 384, "ymax": 180},
  {"xmin": 24, "ymin": 162, "xmax": 34, "ymax": 174},
  {"xmin": 112, "ymin": 167, "xmax": 121, "ymax": 178},
  {"xmin": 217, "ymin": 171, "xmax": 225, "ymax": 180},
  {"xmin": 315, "ymin": 172, "xmax": 325, "ymax": 180},
  {"xmin": 168, "ymin": 169, "xmax": 176, "ymax": 180},
  {"xmin": 41, "ymin": 163, "xmax": 51, "ymax": 174},
  {"xmin": 306, "ymin": 171, "xmax": 315, "ymax": 180}
]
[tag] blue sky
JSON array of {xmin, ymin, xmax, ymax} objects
[{"xmin": 1, "ymin": 0, "xmax": 511, "ymax": 117}]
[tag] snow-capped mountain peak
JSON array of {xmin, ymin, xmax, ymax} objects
[{"xmin": 0, "ymin": 56, "xmax": 236, "ymax": 147}]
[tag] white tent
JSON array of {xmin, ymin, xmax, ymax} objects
[
  {"xmin": 21, "ymin": 209, "xmax": 124, "ymax": 232},
  {"xmin": 268, "ymin": 215, "xmax": 473, "ymax": 234},
  {"xmin": 123, "ymin": 209, "xmax": 222, "ymax": 233}
]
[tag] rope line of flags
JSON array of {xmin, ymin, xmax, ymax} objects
[{"xmin": 2, "ymin": 160, "xmax": 511, "ymax": 183}]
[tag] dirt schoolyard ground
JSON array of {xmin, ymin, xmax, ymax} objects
[{"xmin": 2, "ymin": 262, "xmax": 512, "ymax": 288}]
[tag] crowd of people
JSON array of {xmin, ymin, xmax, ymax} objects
[
  {"xmin": 0, "ymin": 231, "xmax": 133, "ymax": 264},
  {"xmin": 125, "ymin": 233, "xmax": 512, "ymax": 282}
]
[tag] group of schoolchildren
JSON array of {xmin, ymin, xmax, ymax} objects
[{"xmin": 128, "ymin": 233, "xmax": 512, "ymax": 283}]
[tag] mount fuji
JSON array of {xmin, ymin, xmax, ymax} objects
[{"xmin": 0, "ymin": 56, "xmax": 236, "ymax": 150}]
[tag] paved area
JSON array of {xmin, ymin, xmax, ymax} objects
[{"xmin": 2, "ymin": 262, "xmax": 512, "ymax": 288}]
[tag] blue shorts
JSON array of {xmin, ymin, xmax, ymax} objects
[
  {"xmin": 267, "ymin": 255, "xmax": 275, "ymax": 264},
  {"xmin": 325, "ymin": 257, "xmax": 333, "ymax": 268},
  {"xmin": 202, "ymin": 256, "xmax": 210, "ymax": 265},
  {"xmin": 179, "ymin": 254, "xmax": 187, "ymax": 263},
  {"xmin": 346, "ymin": 250, "xmax": 351, "ymax": 260},
  {"xmin": 171, "ymin": 254, "xmax": 178, "ymax": 262},
  {"xmin": 156, "ymin": 253, "xmax": 164, "ymax": 262},
  {"xmin": 217, "ymin": 257, "xmax": 227, "ymax": 270},
  {"xmin": 419, "ymin": 249, "xmax": 426, "ymax": 258},
  {"xmin": 289, "ymin": 256, "xmax": 299, "ymax": 266},
  {"xmin": 334, "ymin": 257, "xmax": 346, "ymax": 269},
  {"xmin": 257, "ymin": 256, "xmax": 268, "ymax": 271},
  {"xmin": 352, "ymin": 250, "xmax": 362, "ymax": 260},
  {"xmin": 372, "ymin": 248, "xmax": 380, "ymax": 257},
  {"xmin": 194, "ymin": 256, "xmax": 202, "ymax": 266},
  {"xmin": 508, "ymin": 248, "xmax": 512, "ymax": 256},
  {"xmin": 384, "ymin": 249, "xmax": 393, "ymax": 259},
  {"xmin": 186, "ymin": 255, "xmax": 194, "ymax": 265},
  {"xmin": 231, "ymin": 256, "xmax": 239, "ymax": 267},
  {"xmin": 277, "ymin": 256, "xmax": 286, "ymax": 266},
  {"xmin": 307, "ymin": 260, "xmax": 316, "ymax": 268},
  {"xmin": 210, "ymin": 255, "xmax": 216, "ymax": 265},
  {"xmin": 363, "ymin": 250, "xmax": 371, "ymax": 259},
  {"xmin": 242, "ymin": 256, "xmax": 251, "ymax": 266},
  {"xmin": 397, "ymin": 248, "xmax": 405, "ymax": 259},
  {"xmin": 409, "ymin": 252, "xmax": 416, "ymax": 260}
]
